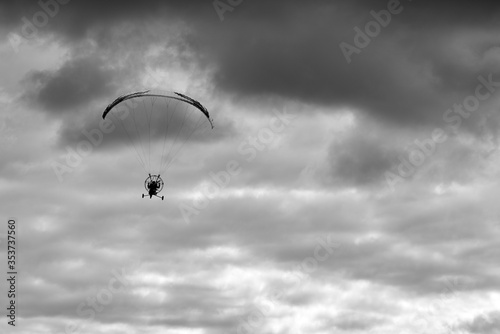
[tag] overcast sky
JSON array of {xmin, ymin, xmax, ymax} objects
[{"xmin": 1, "ymin": 0, "xmax": 500, "ymax": 333}]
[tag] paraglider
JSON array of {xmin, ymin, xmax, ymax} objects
[
  {"xmin": 142, "ymin": 174, "xmax": 164, "ymax": 200},
  {"xmin": 102, "ymin": 90, "xmax": 214, "ymax": 199}
]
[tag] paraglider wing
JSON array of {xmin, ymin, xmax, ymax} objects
[
  {"xmin": 102, "ymin": 91, "xmax": 213, "ymax": 128},
  {"xmin": 101, "ymin": 90, "xmax": 214, "ymax": 176},
  {"xmin": 174, "ymin": 92, "xmax": 213, "ymax": 128},
  {"xmin": 102, "ymin": 90, "xmax": 150, "ymax": 119}
]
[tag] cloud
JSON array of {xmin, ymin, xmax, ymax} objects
[
  {"xmin": 3, "ymin": 2, "xmax": 500, "ymax": 333},
  {"xmin": 330, "ymin": 311, "xmax": 385, "ymax": 331},
  {"xmin": 327, "ymin": 130, "xmax": 396, "ymax": 186},
  {"xmin": 23, "ymin": 55, "xmax": 117, "ymax": 113},
  {"xmin": 460, "ymin": 311, "xmax": 500, "ymax": 334},
  {"xmin": 3, "ymin": 0, "xmax": 500, "ymax": 130}
]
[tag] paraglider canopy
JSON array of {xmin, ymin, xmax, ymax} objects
[
  {"xmin": 102, "ymin": 90, "xmax": 214, "ymax": 176},
  {"xmin": 102, "ymin": 91, "xmax": 213, "ymax": 128}
]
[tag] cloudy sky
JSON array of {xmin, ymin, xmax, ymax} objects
[{"xmin": 1, "ymin": 0, "xmax": 500, "ymax": 333}]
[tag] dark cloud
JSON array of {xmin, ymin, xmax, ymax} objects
[
  {"xmin": 460, "ymin": 311, "xmax": 500, "ymax": 334},
  {"xmin": 4, "ymin": 0, "xmax": 500, "ymax": 129},
  {"xmin": 23, "ymin": 56, "xmax": 117, "ymax": 113},
  {"xmin": 324, "ymin": 311, "xmax": 385, "ymax": 331},
  {"xmin": 180, "ymin": 0, "xmax": 500, "ymax": 127},
  {"xmin": 327, "ymin": 131, "xmax": 396, "ymax": 186},
  {"xmin": 3, "ymin": 1, "xmax": 500, "ymax": 333}
]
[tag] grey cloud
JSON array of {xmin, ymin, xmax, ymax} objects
[
  {"xmin": 324, "ymin": 311, "xmax": 385, "ymax": 331},
  {"xmin": 327, "ymin": 131, "xmax": 396, "ymax": 186},
  {"xmin": 5, "ymin": 0, "xmax": 500, "ymax": 129},
  {"xmin": 23, "ymin": 56, "xmax": 117, "ymax": 113},
  {"xmin": 460, "ymin": 311, "xmax": 500, "ymax": 334},
  {"xmin": 3, "ymin": 1, "xmax": 500, "ymax": 333}
]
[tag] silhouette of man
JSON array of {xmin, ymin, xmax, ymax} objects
[{"xmin": 149, "ymin": 180, "xmax": 158, "ymax": 195}]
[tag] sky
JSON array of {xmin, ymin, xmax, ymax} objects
[{"xmin": 1, "ymin": 0, "xmax": 500, "ymax": 333}]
